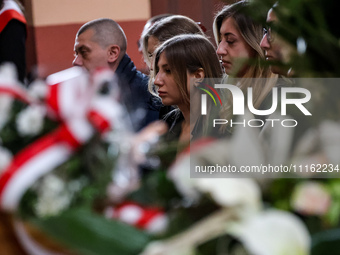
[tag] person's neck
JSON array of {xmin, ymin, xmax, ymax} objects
[
  {"xmin": 178, "ymin": 104, "xmax": 190, "ymax": 124},
  {"xmin": 109, "ymin": 62, "xmax": 119, "ymax": 73},
  {"xmin": 110, "ymin": 54, "xmax": 126, "ymax": 73},
  {"xmin": 177, "ymin": 104, "xmax": 191, "ymax": 147},
  {"xmin": 178, "ymin": 101, "xmax": 199, "ymax": 135}
]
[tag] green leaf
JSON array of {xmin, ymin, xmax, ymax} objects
[
  {"xmin": 32, "ymin": 208, "xmax": 150, "ymax": 255},
  {"xmin": 311, "ymin": 229, "xmax": 340, "ymax": 255}
]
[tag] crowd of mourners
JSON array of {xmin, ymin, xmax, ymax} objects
[{"xmin": 0, "ymin": 0, "xmax": 310, "ymax": 157}]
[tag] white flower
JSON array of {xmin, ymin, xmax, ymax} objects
[
  {"xmin": 0, "ymin": 146, "xmax": 12, "ymax": 173},
  {"xmin": 0, "ymin": 94, "xmax": 13, "ymax": 130},
  {"xmin": 0, "ymin": 63, "xmax": 18, "ymax": 84},
  {"xmin": 140, "ymin": 241, "xmax": 194, "ymax": 255},
  {"xmin": 16, "ymin": 104, "xmax": 46, "ymax": 136},
  {"xmin": 168, "ymin": 153, "xmax": 201, "ymax": 202},
  {"xmin": 169, "ymin": 148, "xmax": 261, "ymax": 214},
  {"xmin": 35, "ymin": 174, "xmax": 71, "ymax": 217},
  {"xmin": 195, "ymin": 178, "xmax": 261, "ymax": 214},
  {"xmin": 231, "ymin": 210, "xmax": 310, "ymax": 255},
  {"xmin": 297, "ymin": 37, "xmax": 307, "ymax": 55},
  {"xmin": 28, "ymin": 79, "xmax": 48, "ymax": 100},
  {"xmin": 291, "ymin": 181, "xmax": 331, "ymax": 216},
  {"xmin": 146, "ymin": 214, "xmax": 169, "ymax": 235}
]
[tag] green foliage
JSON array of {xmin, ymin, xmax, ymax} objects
[
  {"xmin": 128, "ymin": 170, "xmax": 180, "ymax": 208},
  {"xmin": 32, "ymin": 209, "xmax": 150, "ymax": 255},
  {"xmin": 18, "ymin": 134, "xmax": 116, "ymax": 219},
  {"xmin": 0, "ymin": 100, "xmax": 58, "ymax": 154},
  {"xmin": 312, "ymin": 229, "xmax": 340, "ymax": 255}
]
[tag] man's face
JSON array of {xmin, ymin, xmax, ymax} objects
[
  {"xmin": 260, "ymin": 8, "xmax": 288, "ymax": 75},
  {"xmin": 73, "ymin": 28, "xmax": 110, "ymax": 72}
]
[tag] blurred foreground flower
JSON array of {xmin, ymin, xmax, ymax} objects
[
  {"xmin": 169, "ymin": 145, "xmax": 261, "ymax": 215},
  {"xmin": 0, "ymin": 95, "xmax": 13, "ymax": 130},
  {"xmin": 291, "ymin": 181, "xmax": 331, "ymax": 216},
  {"xmin": 16, "ymin": 104, "xmax": 46, "ymax": 136},
  {"xmin": 0, "ymin": 146, "xmax": 12, "ymax": 173},
  {"xmin": 35, "ymin": 174, "xmax": 71, "ymax": 217},
  {"xmin": 231, "ymin": 210, "xmax": 310, "ymax": 255}
]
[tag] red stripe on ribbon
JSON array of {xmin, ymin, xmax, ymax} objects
[
  {"xmin": 0, "ymin": 86, "xmax": 31, "ymax": 104},
  {"xmin": 87, "ymin": 110, "xmax": 111, "ymax": 133},
  {"xmin": 46, "ymin": 83, "xmax": 60, "ymax": 119},
  {"xmin": 114, "ymin": 201, "xmax": 164, "ymax": 230},
  {"xmin": 0, "ymin": 9, "xmax": 26, "ymax": 33},
  {"xmin": 0, "ymin": 124, "xmax": 81, "ymax": 204},
  {"xmin": 136, "ymin": 208, "xmax": 163, "ymax": 229},
  {"xmin": 57, "ymin": 123, "xmax": 82, "ymax": 149}
]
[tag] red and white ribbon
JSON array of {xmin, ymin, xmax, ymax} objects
[
  {"xmin": 105, "ymin": 201, "xmax": 168, "ymax": 234},
  {"xmin": 0, "ymin": 67, "xmax": 119, "ymax": 212},
  {"xmin": 0, "ymin": 81, "xmax": 33, "ymax": 104},
  {"xmin": 0, "ymin": 0, "xmax": 27, "ymax": 33}
]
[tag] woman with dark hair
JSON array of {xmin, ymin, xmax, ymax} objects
[
  {"xmin": 151, "ymin": 34, "xmax": 223, "ymax": 148},
  {"xmin": 142, "ymin": 15, "xmax": 204, "ymax": 69},
  {"xmin": 142, "ymin": 15, "xmax": 206, "ymax": 125}
]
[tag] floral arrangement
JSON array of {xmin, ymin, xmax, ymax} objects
[
  {"xmin": 0, "ymin": 61, "xmax": 337, "ymax": 255},
  {"xmin": 0, "ymin": 63, "xmax": 157, "ymax": 255}
]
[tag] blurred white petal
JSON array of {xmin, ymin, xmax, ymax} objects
[
  {"xmin": 168, "ymin": 153, "xmax": 200, "ymax": 202},
  {"xmin": 0, "ymin": 146, "xmax": 13, "ymax": 173},
  {"xmin": 231, "ymin": 111, "xmax": 265, "ymax": 167},
  {"xmin": 28, "ymin": 79, "xmax": 48, "ymax": 100},
  {"xmin": 0, "ymin": 95, "xmax": 13, "ymax": 130},
  {"xmin": 0, "ymin": 63, "xmax": 18, "ymax": 84},
  {"xmin": 260, "ymin": 113, "xmax": 294, "ymax": 166},
  {"xmin": 297, "ymin": 37, "xmax": 307, "ymax": 55},
  {"xmin": 195, "ymin": 178, "xmax": 261, "ymax": 214},
  {"xmin": 232, "ymin": 210, "xmax": 310, "ymax": 255},
  {"xmin": 291, "ymin": 181, "xmax": 331, "ymax": 216},
  {"xmin": 16, "ymin": 105, "xmax": 46, "ymax": 136},
  {"xmin": 319, "ymin": 121, "xmax": 340, "ymax": 164}
]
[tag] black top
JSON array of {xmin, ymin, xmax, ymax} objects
[
  {"xmin": 0, "ymin": 19, "xmax": 26, "ymax": 83},
  {"xmin": 115, "ymin": 54, "xmax": 161, "ymax": 131}
]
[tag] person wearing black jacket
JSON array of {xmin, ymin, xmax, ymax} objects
[
  {"xmin": 73, "ymin": 18, "xmax": 160, "ymax": 131},
  {"xmin": 0, "ymin": 0, "xmax": 27, "ymax": 83}
]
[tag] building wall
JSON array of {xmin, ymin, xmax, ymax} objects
[
  {"xmin": 150, "ymin": 0, "xmax": 227, "ymax": 46},
  {"xmin": 22, "ymin": 0, "xmax": 231, "ymax": 78},
  {"xmin": 24, "ymin": 0, "xmax": 150, "ymax": 78}
]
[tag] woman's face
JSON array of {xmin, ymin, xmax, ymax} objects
[
  {"xmin": 154, "ymin": 52, "xmax": 184, "ymax": 107},
  {"xmin": 216, "ymin": 17, "xmax": 255, "ymax": 77}
]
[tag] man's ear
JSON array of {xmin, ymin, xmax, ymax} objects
[
  {"xmin": 194, "ymin": 68, "xmax": 205, "ymax": 87},
  {"xmin": 107, "ymin": 45, "xmax": 120, "ymax": 63}
]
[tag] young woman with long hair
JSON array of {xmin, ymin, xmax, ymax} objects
[
  {"xmin": 213, "ymin": 0, "xmax": 278, "ymax": 133},
  {"xmin": 151, "ymin": 34, "xmax": 223, "ymax": 148}
]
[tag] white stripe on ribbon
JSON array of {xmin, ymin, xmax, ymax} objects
[
  {"xmin": 90, "ymin": 96, "xmax": 123, "ymax": 129},
  {"xmin": 0, "ymin": 0, "xmax": 25, "ymax": 16},
  {"xmin": 13, "ymin": 220, "xmax": 61, "ymax": 255},
  {"xmin": 65, "ymin": 118, "xmax": 94, "ymax": 144},
  {"xmin": 1, "ymin": 144, "xmax": 73, "ymax": 211},
  {"xmin": 0, "ymin": 67, "xmax": 117, "ymax": 212}
]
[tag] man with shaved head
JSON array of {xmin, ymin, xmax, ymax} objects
[{"xmin": 73, "ymin": 18, "xmax": 160, "ymax": 131}]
